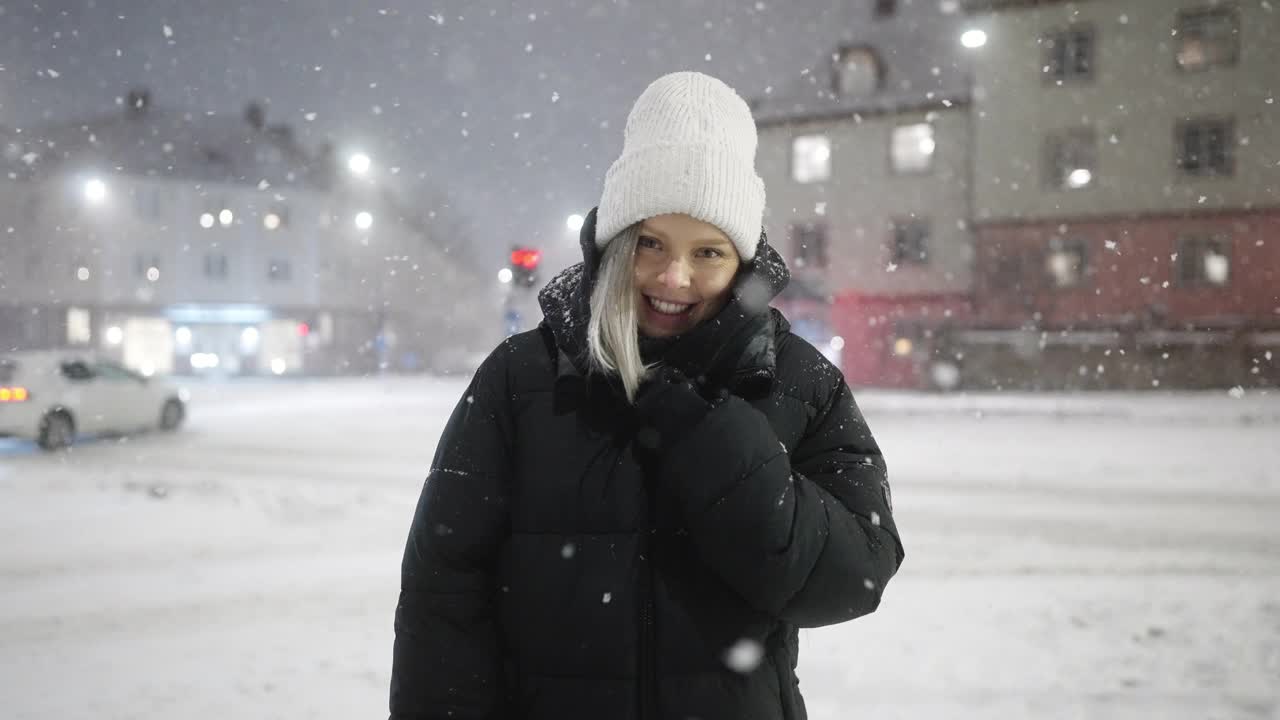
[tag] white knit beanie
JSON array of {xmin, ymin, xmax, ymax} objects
[{"xmin": 596, "ymin": 71, "xmax": 766, "ymax": 263}]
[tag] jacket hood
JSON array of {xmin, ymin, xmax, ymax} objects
[{"xmin": 538, "ymin": 207, "xmax": 791, "ymax": 393}]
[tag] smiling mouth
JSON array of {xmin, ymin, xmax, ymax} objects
[{"xmin": 645, "ymin": 295, "xmax": 696, "ymax": 315}]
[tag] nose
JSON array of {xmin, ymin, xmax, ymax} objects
[{"xmin": 657, "ymin": 258, "xmax": 691, "ymax": 289}]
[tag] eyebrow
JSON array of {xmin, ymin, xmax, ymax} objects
[{"xmin": 640, "ymin": 225, "xmax": 733, "ymax": 246}]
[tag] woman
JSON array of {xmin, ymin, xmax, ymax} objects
[{"xmin": 391, "ymin": 71, "xmax": 904, "ymax": 720}]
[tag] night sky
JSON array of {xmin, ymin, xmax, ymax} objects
[{"xmin": 1, "ymin": 0, "xmax": 963, "ymax": 272}]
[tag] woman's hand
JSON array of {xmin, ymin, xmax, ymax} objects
[{"xmin": 632, "ymin": 366, "xmax": 729, "ymax": 453}]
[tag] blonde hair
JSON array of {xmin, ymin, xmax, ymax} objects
[{"xmin": 586, "ymin": 224, "xmax": 654, "ymax": 403}]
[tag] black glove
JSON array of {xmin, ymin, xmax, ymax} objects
[{"xmin": 633, "ymin": 366, "xmax": 728, "ymax": 454}]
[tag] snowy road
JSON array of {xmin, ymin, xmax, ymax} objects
[{"xmin": 1, "ymin": 379, "xmax": 1277, "ymax": 720}]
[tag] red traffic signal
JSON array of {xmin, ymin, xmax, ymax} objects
[{"xmin": 510, "ymin": 247, "xmax": 541, "ymax": 270}]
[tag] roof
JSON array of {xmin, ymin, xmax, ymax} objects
[
  {"xmin": 748, "ymin": 2, "xmax": 975, "ymax": 127},
  {"xmin": 4, "ymin": 95, "xmax": 331, "ymax": 190}
]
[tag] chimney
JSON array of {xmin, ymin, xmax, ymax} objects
[{"xmin": 244, "ymin": 101, "xmax": 266, "ymax": 131}]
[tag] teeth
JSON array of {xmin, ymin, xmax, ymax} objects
[{"xmin": 647, "ymin": 296, "xmax": 692, "ymax": 315}]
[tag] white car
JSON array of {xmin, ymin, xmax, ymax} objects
[{"xmin": 0, "ymin": 351, "xmax": 188, "ymax": 451}]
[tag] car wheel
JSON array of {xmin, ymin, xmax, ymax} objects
[
  {"xmin": 159, "ymin": 399, "xmax": 185, "ymax": 431},
  {"xmin": 38, "ymin": 412, "xmax": 75, "ymax": 451}
]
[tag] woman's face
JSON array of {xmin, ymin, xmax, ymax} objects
[{"xmin": 633, "ymin": 213, "xmax": 741, "ymax": 338}]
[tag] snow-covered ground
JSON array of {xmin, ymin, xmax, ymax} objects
[{"xmin": 1, "ymin": 378, "xmax": 1277, "ymax": 720}]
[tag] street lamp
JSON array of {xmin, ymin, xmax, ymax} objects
[
  {"xmin": 566, "ymin": 214, "xmax": 585, "ymax": 232},
  {"xmin": 497, "ymin": 267, "xmax": 514, "ymax": 284},
  {"xmin": 348, "ymin": 152, "xmax": 372, "ymax": 176},
  {"xmin": 354, "ymin": 211, "xmax": 374, "ymax": 231}
]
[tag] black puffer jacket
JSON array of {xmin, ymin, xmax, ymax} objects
[{"xmin": 391, "ymin": 210, "xmax": 904, "ymax": 720}]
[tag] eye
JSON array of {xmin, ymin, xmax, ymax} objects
[
  {"xmin": 697, "ymin": 247, "xmax": 726, "ymax": 259},
  {"xmin": 637, "ymin": 235, "xmax": 660, "ymax": 250}
]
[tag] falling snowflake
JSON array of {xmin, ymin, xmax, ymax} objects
[
  {"xmin": 561, "ymin": 543, "xmax": 576, "ymax": 559},
  {"xmin": 723, "ymin": 639, "xmax": 764, "ymax": 673},
  {"xmin": 163, "ymin": 24, "xmax": 173, "ymax": 38},
  {"xmin": 601, "ymin": 592, "xmax": 612, "ymax": 604}
]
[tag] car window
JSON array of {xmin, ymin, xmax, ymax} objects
[
  {"xmin": 60, "ymin": 360, "xmax": 95, "ymax": 381},
  {"xmin": 93, "ymin": 361, "xmax": 143, "ymax": 382}
]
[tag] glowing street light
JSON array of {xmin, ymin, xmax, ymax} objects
[
  {"xmin": 566, "ymin": 214, "xmax": 585, "ymax": 232},
  {"xmin": 106, "ymin": 326, "xmax": 124, "ymax": 345},
  {"xmin": 354, "ymin": 211, "xmax": 374, "ymax": 230},
  {"xmin": 263, "ymin": 212, "xmax": 281, "ymax": 230},
  {"xmin": 961, "ymin": 29, "xmax": 988, "ymax": 49},
  {"xmin": 497, "ymin": 267, "xmax": 514, "ymax": 284},
  {"xmin": 83, "ymin": 178, "xmax": 107, "ymax": 205},
  {"xmin": 219, "ymin": 208, "xmax": 234, "ymax": 226},
  {"xmin": 199, "ymin": 212, "xmax": 215, "ymax": 229},
  {"xmin": 348, "ymin": 152, "xmax": 372, "ymax": 176}
]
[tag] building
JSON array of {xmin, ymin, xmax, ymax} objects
[
  {"xmin": 0, "ymin": 90, "xmax": 493, "ymax": 376},
  {"xmin": 753, "ymin": 0, "xmax": 975, "ymax": 388},
  {"xmin": 752, "ymin": 0, "xmax": 1279, "ymax": 389},
  {"xmin": 962, "ymin": 0, "xmax": 1280, "ymax": 389}
]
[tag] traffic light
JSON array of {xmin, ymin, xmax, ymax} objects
[{"xmin": 510, "ymin": 246, "xmax": 541, "ymax": 287}]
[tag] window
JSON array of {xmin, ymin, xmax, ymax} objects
[
  {"xmin": 133, "ymin": 253, "xmax": 161, "ymax": 278},
  {"xmin": 874, "ymin": 0, "xmax": 896, "ymax": 18},
  {"xmin": 262, "ymin": 206, "xmax": 289, "ymax": 231},
  {"xmin": 1043, "ymin": 26, "xmax": 1095, "ymax": 82},
  {"xmin": 1177, "ymin": 235, "xmax": 1231, "ymax": 286},
  {"xmin": 1045, "ymin": 237, "xmax": 1088, "ymax": 288},
  {"xmin": 791, "ymin": 134, "xmax": 831, "ymax": 183},
  {"xmin": 891, "ymin": 123, "xmax": 935, "ymax": 173},
  {"xmin": 1044, "ymin": 128, "xmax": 1097, "ymax": 190},
  {"xmin": 203, "ymin": 253, "xmax": 229, "ymax": 280},
  {"xmin": 790, "ymin": 222, "xmax": 828, "ymax": 269},
  {"xmin": 1176, "ymin": 6, "xmax": 1239, "ymax": 72},
  {"xmin": 93, "ymin": 361, "xmax": 143, "ymax": 383},
  {"xmin": 133, "ymin": 185, "xmax": 163, "ymax": 220},
  {"xmin": 59, "ymin": 360, "xmax": 94, "ymax": 382},
  {"xmin": 834, "ymin": 46, "xmax": 881, "ymax": 97},
  {"xmin": 1176, "ymin": 117, "xmax": 1234, "ymax": 177},
  {"xmin": 891, "ymin": 219, "xmax": 930, "ymax": 265},
  {"xmin": 267, "ymin": 259, "xmax": 292, "ymax": 282},
  {"xmin": 66, "ymin": 307, "xmax": 91, "ymax": 345}
]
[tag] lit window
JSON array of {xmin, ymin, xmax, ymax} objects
[
  {"xmin": 891, "ymin": 123, "xmax": 935, "ymax": 173},
  {"xmin": 1175, "ymin": 7, "xmax": 1239, "ymax": 72},
  {"xmin": 792, "ymin": 135, "xmax": 831, "ymax": 183}
]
